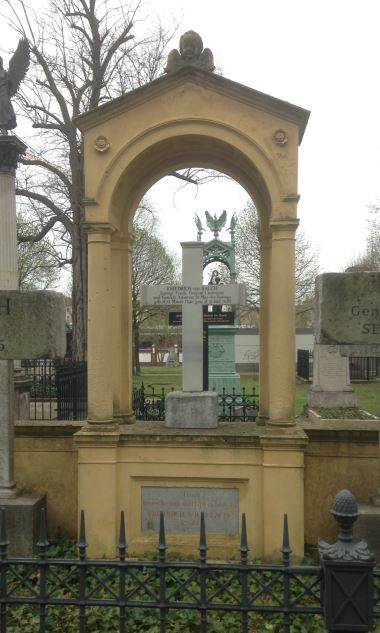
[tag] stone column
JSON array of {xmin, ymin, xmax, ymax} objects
[
  {"xmin": 111, "ymin": 232, "xmax": 135, "ymax": 423},
  {"xmin": 268, "ymin": 220, "xmax": 299, "ymax": 425},
  {"xmin": 259, "ymin": 228, "xmax": 271, "ymax": 420},
  {"xmin": 85, "ymin": 222, "xmax": 115, "ymax": 426},
  {"xmin": 0, "ymin": 136, "xmax": 26, "ymax": 498}
]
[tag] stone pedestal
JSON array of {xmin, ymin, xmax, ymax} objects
[
  {"xmin": 1, "ymin": 493, "xmax": 46, "ymax": 556},
  {"xmin": 208, "ymin": 325, "xmax": 241, "ymax": 395},
  {"xmin": 308, "ymin": 344, "xmax": 357, "ymax": 408},
  {"xmin": 75, "ymin": 422, "xmax": 307, "ymax": 560},
  {"xmin": 165, "ymin": 391, "xmax": 218, "ymax": 428}
]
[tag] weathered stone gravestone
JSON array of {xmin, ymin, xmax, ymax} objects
[
  {"xmin": 314, "ymin": 272, "xmax": 380, "ymax": 352},
  {"xmin": 307, "ymin": 272, "xmax": 380, "ymax": 410},
  {"xmin": 308, "ymin": 344, "xmax": 357, "ymax": 408},
  {"xmin": 0, "ymin": 291, "xmax": 65, "ymax": 360},
  {"xmin": 0, "ymin": 290, "xmax": 65, "ymax": 554},
  {"xmin": 312, "ymin": 272, "xmax": 380, "ymax": 557}
]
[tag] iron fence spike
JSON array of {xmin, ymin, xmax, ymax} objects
[
  {"xmin": 281, "ymin": 513, "xmax": 292, "ymax": 564},
  {"xmin": 37, "ymin": 507, "xmax": 49, "ymax": 552},
  {"xmin": 240, "ymin": 513, "xmax": 249, "ymax": 561},
  {"xmin": 199, "ymin": 512, "xmax": 207, "ymax": 561},
  {"xmin": 157, "ymin": 512, "xmax": 167, "ymax": 561},
  {"xmin": 118, "ymin": 510, "xmax": 127, "ymax": 551},
  {"xmin": 78, "ymin": 510, "xmax": 87, "ymax": 558}
]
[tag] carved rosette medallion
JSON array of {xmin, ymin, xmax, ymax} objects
[
  {"xmin": 209, "ymin": 342, "xmax": 225, "ymax": 359},
  {"xmin": 94, "ymin": 135, "xmax": 110, "ymax": 153},
  {"xmin": 272, "ymin": 129, "xmax": 288, "ymax": 146}
]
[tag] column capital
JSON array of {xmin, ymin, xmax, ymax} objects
[
  {"xmin": 83, "ymin": 221, "xmax": 116, "ymax": 243},
  {"xmin": 0, "ymin": 135, "xmax": 27, "ymax": 175},
  {"xmin": 111, "ymin": 231, "xmax": 133, "ymax": 252},
  {"xmin": 270, "ymin": 219, "xmax": 299, "ymax": 240}
]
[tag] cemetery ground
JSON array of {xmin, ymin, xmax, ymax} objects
[{"xmin": 133, "ymin": 368, "xmax": 380, "ymax": 417}]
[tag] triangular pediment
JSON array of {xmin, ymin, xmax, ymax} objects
[{"xmin": 75, "ymin": 67, "xmax": 309, "ymax": 143}]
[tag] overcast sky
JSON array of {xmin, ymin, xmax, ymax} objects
[{"xmin": 2, "ymin": 0, "xmax": 380, "ymax": 273}]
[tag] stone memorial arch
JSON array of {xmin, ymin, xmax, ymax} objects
[{"xmin": 75, "ymin": 33, "xmax": 310, "ymax": 558}]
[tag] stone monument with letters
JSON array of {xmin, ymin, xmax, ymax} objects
[
  {"xmin": 311, "ymin": 272, "xmax": 380, "ymax": 556},
  {"xmin": 141, "ymin": 241, "xmax": 246, "ymax": 428}
]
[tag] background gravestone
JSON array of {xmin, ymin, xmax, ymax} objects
[{"xmin": 312, "ymin": 272, "xmax": 380, "ymax": 558}]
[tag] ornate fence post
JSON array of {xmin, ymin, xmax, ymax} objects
[{"xmin": 318, "ymin": 489, "xmax": 375, "ymax": 632}]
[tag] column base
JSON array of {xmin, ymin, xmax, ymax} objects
[
  {"xmin": 114, "ymin": 411, "xmax": 136, "ymax": 425},
  {"xmin": 267, "ymin": 418, "xmax": 297, "ymax": 428},
  {"xmin": 0, "ymin": 482, "xmax": 17, "ymax": 499},
  {"xmin": 82, "ymin": 419, "xmax": 119, "ymax": 432}
]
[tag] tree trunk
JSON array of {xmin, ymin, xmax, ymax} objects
[{"xmin": 71, "ymin": 212, "xmax": 87, "ymax": 361}]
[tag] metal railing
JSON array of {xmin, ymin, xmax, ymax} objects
[
  {"xmin": 132, "ymin": 384, "xmax": 259, "ymax": 422},
  {"xmin": 297, "ymin": 349, "xmax": 313, "ymax": 381},
  {"xmin": 56, "ymin": 362, "xmax": 87, "ymax": 421},
  {"xmin": 349, "ymin": 356, "xmax": 380, "ymax": 381},
  {"xmin": 297, "ymin": 350, "xmax": 380, "ymax": 383},
  {"xmin": 21, "ymin": 360, "xmax": 88, "ymax": 421},
  {"xmin": 0, "ymin": 491, "xmax": 378, "ymax": 632}
]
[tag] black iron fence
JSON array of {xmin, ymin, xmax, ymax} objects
[
  {"xmin": 56, "ymin": 362, "xmax": 87, "ymax": 421},
  {"xmin": 349, "ymin": 356, "xmax": 380, "ymax": 381},
  {"xmin": 21, "ymin": 360, "xmax": 88, "ymax": 421},
  {"xmin": 0, "ymin": 490, "xmax": 379, "ymax": 632},
  {"xmin": 132, "ymin": 384, "xmax": 259, "ymax": 422},
  {"xmin": 296, "ymin": 349, "xmax": 313, "ymax": 381},
  {"xmin": 297, "ymin": 350, "xmax": 380, "ymax": 382}
]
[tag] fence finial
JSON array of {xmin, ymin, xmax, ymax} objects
[
  {"xmin": 118, "ymin": 511, "xmax": 127, "ymax": 560},
  {"xmin": 239, "ymin": 513, "xmax": 249, "ymax": 563},
  {"xmin": 157, "ymin": 512, "xmax": 167, "ymax": 562},
  {"xmin": 199, "ymin": 512, "xmax": 207, "ymax": 563},
  {"xmin": 281, "ymin": 514, "xmax": 292, "ymax": 565},
  {"xmin": 319, "ymin": 489, "xmax": 374, "ymax": 561},
  {"xmin": 78, "ymin": 510, "xmax": 87, "ymax": 560},
  {"xmin": 37, "ymin": 507, "xmax": 49, "ymax": 558}
]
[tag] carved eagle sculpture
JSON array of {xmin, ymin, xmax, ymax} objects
[
  {"xmin": 0, "ymin": 39, "xmax": 30, "ymax": 133},
  {"xmin": 205, "ymin": 210, "xmax": 227, "ymax": 239}
]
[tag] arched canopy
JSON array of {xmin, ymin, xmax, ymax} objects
[{"xmin": 76, "ymin": 66, "xmax": 309, "ymax": 235}]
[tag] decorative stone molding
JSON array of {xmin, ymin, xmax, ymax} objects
[{"xmin": 0, "ymin": 135, "xmax": 27, "ymax": 175}]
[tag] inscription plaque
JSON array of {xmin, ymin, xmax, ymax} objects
[
  {"xmin": 141, "ymin": 284, "xmax": 245, "ymax": 307},
  {"xmin": 141, "ymin": 487, "xmax": 239, "ymax": 533}
]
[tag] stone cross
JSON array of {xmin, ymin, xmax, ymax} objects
[{"xmin": 141, "ymin": 241, "xmax": 246, "ymax": 392}]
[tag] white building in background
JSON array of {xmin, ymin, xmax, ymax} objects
[{"xmin": 235, "ymin": 328, "xmax": 313, "ymax": 372}]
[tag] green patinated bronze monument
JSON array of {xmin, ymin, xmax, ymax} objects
[{"xmin": 196, "ymin": 211, "xmax": 241, "ymax": 396}]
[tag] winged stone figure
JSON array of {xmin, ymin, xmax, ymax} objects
[
  {"xmin": 194, "ymin": 213, "xmax": 204, "ymax": 241},
  {"xmin": 0, "ymin": 39, "xmax": 30, "ymax": 134},
  {"xmin": 205, "ymin": 210, "xmax": 227, "ymax": 239},
  {"xmin": 227, "ymin": 212, "xmax": 238, "ymax": 242}
]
